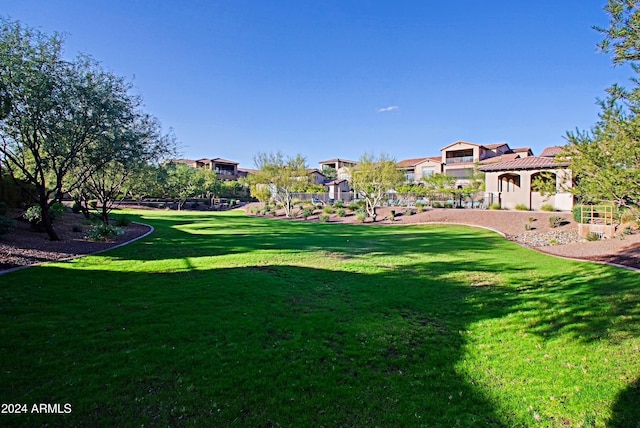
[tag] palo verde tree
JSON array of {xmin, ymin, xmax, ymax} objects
[
  {"xmin": 348, "ymin": 153, "xmax": 403, "ymax": 222},
  {"xmin": 0, "ymin": 19, "xmax": 165, "ymax": 239},
  {"xmin": 564, "ymin": 0, "xmax": 640, "ymax": 221},
  {"xmin": 249, "ymin": 152, "xmax": 310, "ymax": 218},
  {"xmin": 72, "ymin": 115, "xmax": 176, "ymax": 223}
]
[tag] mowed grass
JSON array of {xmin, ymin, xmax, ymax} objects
[{"xmin": 1, "ymin": 210, "xmax": 639, "ymax": 427}]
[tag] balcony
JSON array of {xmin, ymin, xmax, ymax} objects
[{"xmin": 446, "ymin": 155, "xmax": 475, "ymax": 164}]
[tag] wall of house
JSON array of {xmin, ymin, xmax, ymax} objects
[{"xmin": 484, "ymin": 168, "xmax": 573, "ymax": 211}]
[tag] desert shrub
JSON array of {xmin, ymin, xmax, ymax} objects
[
  {"xmin": 71, "ymin": 201, "xmax": 82, "ymax": 214},
  {"xmin": 87, "ymin": 223, "xmax": 123, "ymax": 241},
  {"xmin": 334, "ymin": 200, "xmax": 344, "ymax": 208},
  {"xmin": 416, "ymin": 203, "xmax": 425, "ymax": 213},
  {"xmin": 302, "ymin": 208, "xmax": 313, "ymax": 220},
  {"xmin": 322, "ymin": 206, "xmax": 334, "ymax": 214},
  {"xmin": 586, "ymin": 232, "xmax": 600, "ymax": 241},
  {"xmin": 622, "ymin": 226, "xmax": 634, "ymax": 236},
  {"xmin": 524, "ymin": 223, "xmax": 532, "ymax": 231},
  {"xmin": 114, "ymin": 215, "xmax": 132, "ymax": 227},
  {"xmin": 349, "ymin": 200, "xmax": 366, "ymax": 211},
  {"xmin": 405, "ymin": 209, "xmax": 413, "ymax": 216},
  {"xmin": 388, "ymin": 210, "xmax": 395, "ymax": 222},
  {"xmin": 541, "ymin": 204, "xmax": 555, "ymax": 212},
  {"xmin": 620, "ymin": 209, "xmax": 636, "ymax": 224},
  {"xmin": 23, "ymin": 202, "xmax": 65, "ymax": 226},
  {"xmin": 319, "ymin": 214, "xmax": 330, "ymax": 223},
  {"xmin": 432, "ymin": 201, "xmax": 442, "ymax": 208},
  {"xmin": 0, "ymin": 215, "xmax": 16, "ymax": 236},
  {"xmin": 444, "ymin": 202, "xmax": 454, "ymax": 209},
  {"xmin": 23, "ymin": 205, "xmax": 42, "ymax": 224},
  {"xmin": 336, "ymin": 208, "xmax": 346, "ymax": 217},
  {"xmin": 355, "ymin": 208, "xmax": 367, "ymax": 223},
  {"xmin": 549, "ymin": 215, "xmax": 564, "ymax": 228},
  {"xmin": 515, "ymin": 204, "xmax": 529, "ymax": 211},
  {"xmin": 572, "ymin": 204, "xmax": 584, "ymax": 223},
  {"xmin": 249, "ymin": 206, "xmax": 260, "ymax": 215},
  {"xmin": 489, "ymin": 203, "xmax": 501, "ymax": 210}
]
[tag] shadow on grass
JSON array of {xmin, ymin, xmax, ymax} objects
[
  {"xmin": 1, "ymin": 210, "xmax": 639, "ymax": 426},
  {"xmin": 608, "ymin": 376, "xmax": 640, "ymax": 428}
]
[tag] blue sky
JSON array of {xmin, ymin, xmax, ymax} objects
[{"xmin": 1, "ymin": 0, "xmax": 630, "ymax": 169}]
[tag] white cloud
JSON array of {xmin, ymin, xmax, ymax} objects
[{"xmin": 377, "ymin": 106, "xmax": 399, "ymax": 113}]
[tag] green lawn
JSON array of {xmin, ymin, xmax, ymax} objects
[{"xmin": 1, "ymin": 210, "xmax": 639, "ymax": 427}]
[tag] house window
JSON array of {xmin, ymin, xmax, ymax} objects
[
  {"xmin": 405, "ymin": 171, "xmax": 415, "ymax": 181},
  {"xmin": 445, "ymin": 168, "xmax": 474, "ymax": 179},
  {"xmin": 422, "ymin": 167, "xmax": 435, "ymax": 178}
]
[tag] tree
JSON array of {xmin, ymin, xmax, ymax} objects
[
  {"xmin": 348, "ymin": 153, "xmax": 403, "ymax": 221},
  {"xmin": 423, "ymin": 173, "xmax": 457, "ymax": 202},
  {"xmin": 0, "ymin": 19, "xmax": 162, "ymax": 239},
  {"xmin": 564, "ymin": 1, "xmax": 640, "ymax": 221},
  {"xmin": 249, "ymin": 152, "xmax": 310, "ymax": 218},
  {"xmin": 72, "ymin": 116, "xmax": 176, "ymax": 223},
  {"xmin": 163, "ymin": 162, "xmax": 206, "ymax": 210}
]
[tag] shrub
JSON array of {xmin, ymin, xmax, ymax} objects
[
  {"xmin": 322, "ymin": 206, "xmax": 334, "ymax": 215},
  {"xmin": 388, "ymin": 210, "xmax": 395, "ymax": 222},
  {"xmin": 488, "ymin": 203, "xmax": 501, "ymax": 210},
  {"xmin": 0, "ymin": 215, "xmax": 16, "ymax": 236},
  {"xmin": 22, "ymin": 203, "xmax": 65, "ymax": 225},
  {"xmin": 87, "ymin": 223, "xmax": 123, "ymax": 241},
  {"xmin": 336, "ymin": 208, "xmax": 346, "ymax": 217},
  {"xmin": 355, "ymin": 209, "xmax": 367, "ymax": 223},
  {"xmin": 572, "ymin": 204, "xmax": 584, "ymax": 223},
  {"xmin": 515, "ymin": 204, "xmax": 529, "ymax": 211},
  {"xmin": 541, "ymin": 204, "xmax": 555, "ymax": 212},
  {"xmin": 319, "ymin": 214, "xmax": 330, "ymax": 223},
  {"xmin": 405, "ymin": 210, "xmax": 413, "ymax": 216},
  {"xmin": 549, "ymin": 215, "xmax": 564, "ymax": 228},
  {"xmin": 444, "ymin": 202, "xmax": 454, "ymax": 209},
  {"xmin": 23, "ymin": 205, "xmax": 42, "ymax": 224},
  {"xmin": 71, "ymin": 201, "xmax": 82, "ymax": 214},
  {"xmin": 114, "ymin": 215, "xmax": 132, "ymax": 227},
  {"xmin": 416, "ymin": 203, "xmax": 425, "ymax": 213},
  {"xmin": 302, "ymin": 208, "xmax": 313, "ymax": 220},
  {"xmin": 622, "ymin": 226, "xmax": 634, "ymax": 236},
  {"xmin": 432, "ymin": 202, "xmax": 442, "ymax": 208},
  {"xmin": 586, "ymin": 232, "xmax": 600, "ymax": 241},
  {"xmin": 334, "ymin": 200, "xmax": 344, "ymax": 208},
  {"xmin": 524, "ymin": 223, "xmax": 532, "ymax": 231},
  {"xmin": 88, "ymin": 200, "xmax": 98, "ymax": 209}
]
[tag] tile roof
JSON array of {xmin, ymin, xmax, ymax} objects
[
  {"xmin": 397, "ymin": 157, "xmax": 428, "ymax": 168},
  {"xmin": 484, "ymin": 142, "xmax": 509, "ymax": 149},
  {"xmin": 539, "ymin": 146, "xmax": 565, "ymax": 157},
  {"xmin": 478, "ymin": 156, "xmax": 570, "ymax": 172},
  {"xmin": 512, "ymin": 147, "xmax": 532, "ymax": 153},
  {"xmin": 318, "ymin": 158, "xmax": 359, "ymax": 165},
  {"xmin": 212, "ymin": 158, "xmax": 239, "ymax": 164},
  {"xmin": 479, "ymin": 153, "xmax": 520, "ymax": 165}
]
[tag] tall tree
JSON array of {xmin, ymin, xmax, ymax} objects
[
  {"xmin": 72, "ymin": 116, "xmax": 176, "ymax": 223},
  {"xmin": 249, "ymin": 152, "xmax": 310, "ymax": 218},
  {"xmin": 564, "ymin": 0, "xmax": 640, "ymax": 220},
  {"xmin": 348, "ymin": 153, "xmax": 403, "ymax": 222},
  {"xmin": 0, "ymin": 19, "xmax": 161, "ymax": 239},
  {"xmin": 163, "ymin": 162, "xmax": 206, "ymax": 210}
]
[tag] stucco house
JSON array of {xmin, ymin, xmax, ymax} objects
[
  {"xmin": 478, "ymin": 146, "xmax": 573, "ymax": 211},
  {"xmin": 172, "ymin": 157, "xmax": 240, "ymax": 180},
  {"xmin": 318, "ymin": 158, "xmax": 358, "ymax": 181}
]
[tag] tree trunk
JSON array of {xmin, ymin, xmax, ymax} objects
[{"xmin": 40, "ymin": 199, "xmax": 60, "ymax": 241}]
